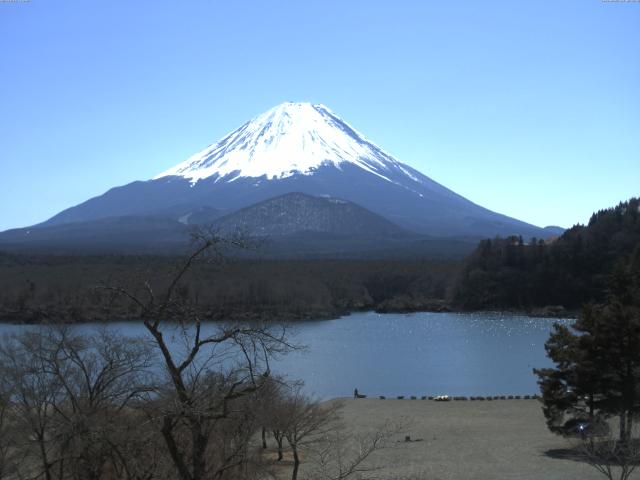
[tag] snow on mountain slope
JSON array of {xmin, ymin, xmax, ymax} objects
[{"xmin": 154, "ymin": 102, "xmax": 417, "ymax": 185}]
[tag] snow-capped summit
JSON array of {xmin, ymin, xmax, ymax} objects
[{"xmin": 155, "ymin": 102, "xmax": 416, "ymax": 184}]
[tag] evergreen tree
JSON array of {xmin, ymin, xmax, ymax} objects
[
  {"xmin": 535, "ymin": 259, "xmax": 640, "ymax": 442},
  {"xmin": 454, "ymin": 197, "xmax": 640, "ymax": 311}
]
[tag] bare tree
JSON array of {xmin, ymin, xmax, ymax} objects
[
  {"xmin": 0, "ymin": 327, "xmax": 155, "ymax": 480},
  {"xmin": 47, "ymin": 328, "xmax": 155, "ymax": 480},
  {"xmin": 307, "ymin": 420, "xmax": 405, "ymax": 480},
  {"xmin": 268, "ymin": 385, "xmax": 403, "ymax": 480},
  {"xmin": 277, "ymin": 387, "xmax": 342, "ymax": 480},
  {"xmin": 106, "ymin": 230, "xmax": 293, "ymax": 480},
  {"xmin": 576, "ymin": 427, "xmax": 640, "ymax": 480},
  {"xmin": 104, "ymin": 412, "xmax": 171, "ymax": 480},
  {"xmin": 0, "ymin": 329, "xmax": 67, "ymax": 480},
  {"xmin": 253, "ymin": 376, "xmax": 294, "ymax": 462}
]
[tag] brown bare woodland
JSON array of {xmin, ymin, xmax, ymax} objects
[{"xmin": 0, "ymin": 232, "xmax": 398, "ymax": 480}]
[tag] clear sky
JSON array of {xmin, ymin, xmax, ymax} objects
[{"xmin": 0, "ymin": 0, "xmax": 638, "ymax": 231}]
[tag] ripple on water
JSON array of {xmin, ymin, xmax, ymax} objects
[{"xmin": 0, "ymin": 312, "xmax": 572, "ymax": 399}]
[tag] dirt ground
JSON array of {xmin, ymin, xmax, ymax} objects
[{"xmin": 279, "ymin": 397, "xmax": 609, "ymax": 480}]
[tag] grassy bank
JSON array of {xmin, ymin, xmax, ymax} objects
[{"xmin": 268, "ymin": 398, "xmax": 604, "ymax": 480}]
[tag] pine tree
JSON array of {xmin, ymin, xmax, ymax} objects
[{"xmin": 535, "ymin": 259, "xmax": 640, "ymax": 442}]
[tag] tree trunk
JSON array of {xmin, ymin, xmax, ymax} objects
[
  {"xmin": 273, "ymin": 430, "xmax": 284, "ymax": 461},
  {"xmin": 191, "ymin": 425, "xmax": 208, "ymax": 480},
  {"xmin": 291, "ymin": 444, "xmax": 300, "ymax": 480},
  {"xmin": 261, "ymin": 427, "xmax": 267, "ymax": 449},
  {"xmin": 161, "ymin": 417, "xmax": 193, "ymax": 480},
  {"xmin": 277, "ymin": 436, "xmax": 284, "ymax": 461},
  {"xmin": 37, "ymin": 434, "xmax": 53, "ymax": 480},
  {"xmin": 619, "ymin": 411, "xmax": 627, "ymax": 443}
]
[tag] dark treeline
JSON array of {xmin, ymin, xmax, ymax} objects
[
  {"xmin": 453, "ymin": 198, "xmax": 640, "ymax": 312},
  {"xmin": 0, "ymin": 253, "xmax": 458, "ymax": 323}
]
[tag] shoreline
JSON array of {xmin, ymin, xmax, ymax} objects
[{"xmin": 0, "ymin": 305, "xmax": 577, "ymax": 325}]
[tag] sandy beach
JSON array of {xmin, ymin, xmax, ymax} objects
[{"xmin": 285, "ymin": 397, "xmax": 605, "ymax": 480}]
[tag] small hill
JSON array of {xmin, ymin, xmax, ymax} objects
[{"xmin": 211, "ymin": 192, "xmax": 409, "ymax": 237}]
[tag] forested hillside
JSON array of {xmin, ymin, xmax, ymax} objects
[{"xmin": 453, "ymin": 198, "xmax": 640, "ymax": 311}]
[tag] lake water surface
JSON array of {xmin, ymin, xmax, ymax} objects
[{"xmin": 0, "ymin": 311, "xmax": 571, "ymax": 399}]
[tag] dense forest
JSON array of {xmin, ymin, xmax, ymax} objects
[
  {"xmin": 453, "ymin": 198, "xmax": 640, "ymax": 312},
  {"xmin": 0, "ymin": 253, "xmax": 456, "ymax": 323}
]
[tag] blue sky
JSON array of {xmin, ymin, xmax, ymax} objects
[{"xmin": 0, "ymin": 0, "xmax": 638, "ymax": 231}]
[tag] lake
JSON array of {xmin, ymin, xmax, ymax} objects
[{"xmin": 0, "ymin": 311, "xmax": 571, "ymax": 399}]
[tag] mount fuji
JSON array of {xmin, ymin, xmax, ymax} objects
[{"xmin": 0, "ymin": 102, "xmax": 560, "ymax": 255}]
